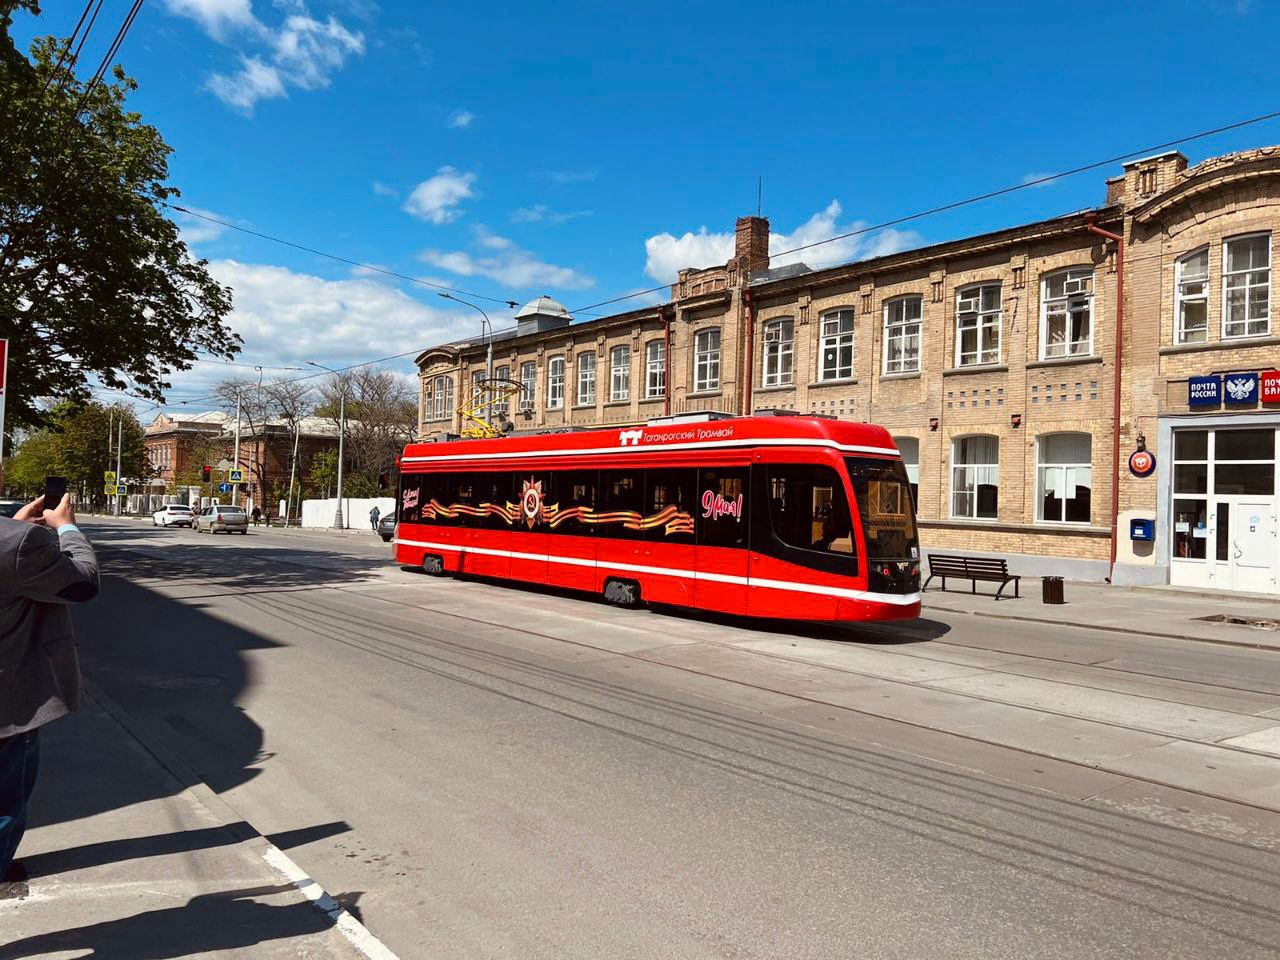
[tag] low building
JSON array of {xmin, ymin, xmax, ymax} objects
[{"xmin": 416, "ymin": 145, "xmax": 1280, "ymax": 594}]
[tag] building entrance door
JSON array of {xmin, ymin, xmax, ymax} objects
[{"xmin": 1226, "ymin": 498, "xmax": 1277, "ymax": 594}]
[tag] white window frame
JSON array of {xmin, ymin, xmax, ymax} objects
[
  {"xmin": 1175, "ymin": 247, "xmax": 1210, "ymax": 345},
  {"xmin": 694, "ymin": 328, "xmax": 721, "ymax": 392},
  {"xmin": 430, "ymin": 375, "xmax": 453, "ymax": 421},
  {"xmin": 493, "ymin": 364, "xmax": 510, "ymax": 417},
  {"xmin": 645, "ymin": 340, "xmax": 666, "ymax": 399},
  {"xmin": 1222, "ymin": 232, "xmax": 1271, "ymax": 339},
  {"xmin": 547, "ymin": 356, "xmax": 565, "ymax": 410},
  {"xmin": 818, "ymin": 309, "xmax": 856, "ymax": 381},
  {"xmin": 1039, "ymin": 268, "xmax": 1094, "ymax": 360},
  {"xmin": 576, "ymin": 352, "xmax": 596, "ymax": 406},
  {"xmin": 882, "ymin": 297, "xmax": 922, "ymax": 375},
  {"xmin": 955, "ymin": 283, "xmax": 1002, "ymax": 367},
  {"xmin": 950, "ymin": 434, "xmax": 999, "ymax": 520},
  {"xmin": 1035, "ymin": 432, "xmax": 1093, "ymax": 525},
  {"xmin": 762, "ymin": 318, "xmax": 795, "ymax": 387},
  {"xmin": 519, "ymin": 361, "xmax": 536, "ymax": 412},
  {"xmin": 609, "ymin": 345, "xmax": 630, "ymax": 402}
]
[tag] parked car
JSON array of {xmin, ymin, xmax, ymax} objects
[
  {"xmin": 153, "ymin": 504, "xmax": 195, "ymax": 527},
  {"xmin": 377, "ymin": 511, "xmax": 396, "ymax": 542},
  {"xmin": 0, "ymin": 499, "xmax": 23, "ymax": 518},
  {"xmin": 195, "ymin": 504, "xmax": 249, "ymax": 534}
]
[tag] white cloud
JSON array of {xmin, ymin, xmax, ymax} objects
[
  {"xmin": 419, "ymin": 230, "xmax": 594, "ymax": 290},
  {"xmin": 643, "ymin": 201, "xmax": 922, "ymax": 282},
  {"xmin": 272, "ymin": 15, "xmax": 364, "ymax": 90},
  {"xmin": 173, "ymin": 205, "xmax": 232, "ymax": 247},
  {"xmin": 1021, "ymin": 172, "xmax": 1060, "ymax": 188},
  {"xmin": 206, "ymin": 56, "xmax": 286, "ymax": 110},
  {"xmin": 511, "ymin": 204, "xmax": 592, "ymax": 225},
  {"xmin": 162, "ymin": 0, "xmax": 262, "ymax": 39},
  {"xmin": 403, "ymin": 166, "xmax": 477, "ymax": 224},
  {"xmin": 447, "ymin": 109, "xmax": 475, "ymax": 129},
  {"xmin": 371, "ymin": 180, "xmax": 398, "ymax": 198}
]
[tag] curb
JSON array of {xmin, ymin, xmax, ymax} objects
[
  {"xmin": 83, "ymin": 680, "xmax": 401, "ymax": 960},
  {"xmin": 920, "ymin": 601, "xmax": 1280, "ymax": 652}
]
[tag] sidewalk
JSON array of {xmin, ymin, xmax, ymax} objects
[
  {"xmin": 0, "ymin": 688, "xmax": 390, "ymax": 960},
  {"xmin": 923, "ymin": 578, "xmax": 1280, "ymax": 651}
]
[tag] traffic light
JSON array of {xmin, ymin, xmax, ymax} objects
[{"xmin": 201, "ymin": 465, "xmax": 212, "ymax": 482}]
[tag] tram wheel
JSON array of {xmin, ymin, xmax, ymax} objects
[
  {"xmin": 604, "ymin": 578, "xmax": 641, "ymax": 608},
  {"xmin": 421, "ymin": 554, "xmax": 446, "ymax": 576}
]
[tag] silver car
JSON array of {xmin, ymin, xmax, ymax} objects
[{"xmin": 195, "ymin": 504, "xmax": 249, "ymax": 534}]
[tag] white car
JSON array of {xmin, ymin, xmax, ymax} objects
[{"xmin": 153, "ymin": 504, "xmax": 195, "ymax": 527}]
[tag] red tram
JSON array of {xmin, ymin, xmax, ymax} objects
[{"xmin": 393, "ymin": 414, "xmax": 921, "ymax": 622}]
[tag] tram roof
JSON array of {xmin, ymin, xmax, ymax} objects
[{"xmin": 400, "ymin": 415, "xmax": 902, "ymax": 466}]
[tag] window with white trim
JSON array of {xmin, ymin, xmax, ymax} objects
[
  {"xmin": 1036, "ymin": 433, "xmax": 1092, "ymax": 524},
  {"xmin": 645, "ymin": 340, "xmax": 665, "ymax": 398},
  {"xmin": 519, "ymin": 361, "xmax": 536, "ymax": 412},
  {"xmin": 694, "ymin": 328, "xmax": 721, "ymax": 392},
  {"xmin": 576, "ymin": 352, "xmax": 596, "ymax": 406},
  {"xmin": 762, "ymin": 318, "xmax": 794, "ymax": 386},
  {"xmin": 1040, "ymin": 268, "xmax": 1093, "ymax": 359},
  {"xmin": 883, "ymin": 297, "xmax": 922, "ymax": 374},
  {"xmin": 547, "ymin": 356, "xmax": 565, "ymax": 410},
  {"xmin": 1175, "ymin": 248, "xmax": 1209, "ymax": 344},
  {"xmin": 818, "ymin": 309, "xmax": 855, "ymax": 381},
  {"xmin": 892, "ymin": 436, "xmax": 920, "ymax": 505},
  {"xmin": 429, "ymin": 375, "xmax": 454, "ymax": 421},
  {"xmin": 493, "ymin": 364, "xmax": 510, "ymax": 417},
  {"xmin": 610, "ymin": 345, "xmax": 630, "ymax": 402},
  {"xmin": 951, "ymin": 435, "xmax": 999, "ymax": 519},
  {"xmin": 1223, "ymin": 233, "xmax": 1270, "ymax": 338},
  {"xmin": 955, "ymin": 284, "xmax": 1001, "ymax": 366}
]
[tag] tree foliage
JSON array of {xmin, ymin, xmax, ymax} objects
[
  {"xmin": 317, "ymin": 367, "xmax": 415, "ymax": 491},
  {"xmin": 0, "ymin": 3, "xmax": 238, "ymax": 428},
  {"xmin": 5, "ymin": 400, "xmax": 147, "ymax": 498}
]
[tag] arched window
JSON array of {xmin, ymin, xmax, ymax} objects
[
  {"xmin": 762, "ymin": 318, "xmax": 794, "ymax": 387},
  {"xmin": 576, "ymin": 352, "xmax": 597, "ymax": 405},
  {"xmin": 883, "ymin": 297, "xmax": 922, "ymax": 374},
  {"xmin": 892, "ymin": 436, "xmax": 920, "ymax": 505},
  {"xmin": 430, "ymin": 375, "xmax": 454, "ymax": 421},
  {"xmin": 694, "ymin": 328, "xmax": 721, "ymax": 391},
  {"xmin": 1040, "ymin": 268, "xmax": 1094, "ymax": 359},
  {"xmin": 955, "ymin": 284, "xmax": 1001, "ymax": 366},
  {"xmin": 493, "ymin": 364, "xmax": 510, "ymax": 416},
  {"xmin": 818, "ymin": 309, "xmax": 855, "ymax": 381},
  {"xmin": 519, "ymin": 361, "xmax": 536, "ymax": 412},
  {"xmin": 951, "ymin": 435, "xmax": 999, "ymax": 519},
  {"xmin": 547, "ymin": 356, "xmax": 565, "ymax": 409},
  {"xmin": 1175, "ymin": 247, "xmax": 1209, "ymax": 344},
  {"xmin": 1037, "ymin": 433, "xmax": 1092, "ymax": 524}
]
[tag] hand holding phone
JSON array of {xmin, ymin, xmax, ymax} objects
[{"xmin": 44, "ymin": 476, "xmax": 67, "ymax": 507}]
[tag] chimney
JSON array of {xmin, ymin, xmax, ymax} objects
[{"xmin": 735, "ymin": 216, "xmax": 770, "ymax": 275}]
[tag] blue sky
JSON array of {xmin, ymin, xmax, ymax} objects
[{"xmin": 13, "ymin": 0, "xmax": 1280, "ymax": 409}]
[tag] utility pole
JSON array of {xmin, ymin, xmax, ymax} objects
[
  {"xmin": 306, "ymin": 361, "xmax": 346, "ymax": 529},
  {"xmin": 232, "ymin": 387, "xmax": 242, "ymax": 507},
  {"xmin": 113, "ymin": 417, "xmax": 122, "ymax": 517},
  {"xmin": 285, "ymin": 418, "xmax": 301, "ymax": 526}
]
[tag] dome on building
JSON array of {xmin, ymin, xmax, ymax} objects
[{"xmin": 515, "ymin": 295, "xmax": 573, "ymax": 321}]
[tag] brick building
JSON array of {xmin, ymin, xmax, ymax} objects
[{"xmin": 416, "ymin": 146, "xmax": 1280, "ymax": 593}]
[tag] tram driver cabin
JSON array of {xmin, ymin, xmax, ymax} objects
[{"xmin": 393, "ymin": 414, "xmax": 921, "ymax": 623}]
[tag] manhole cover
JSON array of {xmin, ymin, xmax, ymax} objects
[
  {"xmin": 151, "ymin": 676, "xmax": 223, "ymax": 689},
  {"xmin": 1194, "ymin": 614, "xmax": 1280, "ymax": 631}
]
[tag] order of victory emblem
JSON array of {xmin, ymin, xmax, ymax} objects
[{"xmin": 521, "ymin": 478, "xmax": 544, "ymax": 528}]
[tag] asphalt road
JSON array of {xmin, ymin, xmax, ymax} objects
[{"xmin": 70, "ymin": 518, "xmax": 1280, "ymax": 959}]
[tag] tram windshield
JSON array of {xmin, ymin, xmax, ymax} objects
[{"xmin": 845, "ymin": 457, "xmax": 919, "ymax": 562}]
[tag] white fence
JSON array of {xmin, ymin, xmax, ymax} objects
[{"xmin": 301, "ymin": 497, "xmax": 395, "ymax": 530}]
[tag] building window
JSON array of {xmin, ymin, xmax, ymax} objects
[
  {"xmin": 645, "ymin": 340, "xmax": 666, "ymax": 398},
  {"xmin": 1040, "ymin": 269, "xmax": 1093, "ymax": 359},
  {"xmin": 1036, "ymin": 433, "xmax": 1092, "ymax": 524},
  {"xmin": 883, "ymin": 297, "xmax": 922, "ymax": 374},
  {"xmin": 493, "ymin": 364, "xmax": 510, "ymax": 417},
  {"xmin": 694, "ymin": 328, "xmax": 721, "ymax": 392},
  {"xmin": 951, "ymin": 435, "xmax": 999, "ymax": 520},
  {"xmin": 430, "ymin": 375, "xmax": 454, "ymax": 420},
  {"xmin": 818, "ymin": 309, "xmax": 855, "ymax": 381},
  {"xmin": 955, "ymin": 284, "xmax": 1001, "ymax": 367},
  {"xmin": 1223, "ymin": 233, "xmax": 1270, "ymax": 339},
  {"xmin": 519, "ymin": 361, "xmax": 536, "ymax": 412},
  {"xmin": 892, "ymin": 436, "xmax": 920, "ymax": 505},
  {"xmin": 610, "ymin": 345, "xmax": 630, "ymax": 402},
  {"xmin": 547, "ymin": 356, "xmax": 565, "ymax": 410},
  {"xmin": 471, "ymin": 370, "xmax": 485, "ymax": 406},
  {"xmin": 1176, "ymin": 248, "xmax": 1209, "ymax": 344},
  {"xmin": 762, "ymin": 318, "xmax": 794, "ymax": 386},
  {"xmin": 576, "ymin": 352, "xmax": 596, "ymax": 406}
]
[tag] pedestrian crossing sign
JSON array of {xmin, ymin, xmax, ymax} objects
[
  {"xmin": 115, "ymin": 484, "xmax": 127, "ymax": 496},
  {"xmin": 229, "ymin": 469, "xmax": 244, "ymax": 483}
]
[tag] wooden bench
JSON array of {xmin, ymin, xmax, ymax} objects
[{"xmin": 923, "ymin": 554, "xmax": 1021, "ymax": 600}]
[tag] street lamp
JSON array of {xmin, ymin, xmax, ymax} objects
[
  {"xmin": 307, "ymin": 361, "xmax": 346, "ymax": 530},
  {"xmin": 438, "ymin": 292, "xmax": 494, "ymax": 426}
]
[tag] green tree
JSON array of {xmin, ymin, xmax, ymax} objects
[
  {"xmin": 4, "ymin": 401, "xmax": 148, "ymax": 501},
  {"xmin": 5, "ymin": 426, "xmax": 58, "ymax": 494},
  {"xmin": 309, "ymin": 450, "xmax": 338, "ymax": 500},
  {"xmin": 0, "ymin": 3, "xmax": 238, "ymax": 429}
]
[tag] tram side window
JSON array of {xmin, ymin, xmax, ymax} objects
[
  {"xmin": 451, "ymin": 473, "xmax": 478, "ymax": 528},
  {"xmin": 766, "ymin": 464, "xmax": 856, "ymax": 557},
  {"xmin": 399, "ymin": 473, "xmax": 425, "ymax": 523},
  {"xmin": 547, "ymin": 470, "xmax": 597, "ymax": 536},
  {"xmin": 475, "ymin": 471, "xmax": 513, "ymax": 529},
  {"xmin": 599, "ymin": 470, "xmax": 645, "ymax": 540},
  {"xmin": 645, "ymin": 468, "xmax": 697, "ymax": 543},
  {"xmin": 698, "ymin": 468, "xmax": 748, "ymax": 548}
]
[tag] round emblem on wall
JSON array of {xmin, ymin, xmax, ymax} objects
[{"xmin": 1128, "ymin": 450, "xmax": 1156, "ymax": 478}]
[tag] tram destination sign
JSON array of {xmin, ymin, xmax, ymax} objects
[{"xmin": 1188, "ymin": 375, "xmax": 1221, "ymax": 407}]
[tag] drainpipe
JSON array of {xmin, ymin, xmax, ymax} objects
[
  {"xmin": 663, "ymin": 306, "xmax": 672, "ymax": 417},
  {"xmin": 1085, "ymin": 213, "xmax": 1125, "ymax": 583},
  {"xmin": 742, "ymin": 287, "xmax": 755, "ymax": 417}
]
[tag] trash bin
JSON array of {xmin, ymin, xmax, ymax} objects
[{"xmin": 1042, "ymin": 576, "xmax": 1065, "ymax": 605}]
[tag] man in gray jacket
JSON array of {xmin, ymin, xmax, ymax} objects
[{"xmin": 0, "ymin": 493, "xmax": 99, "ymax": 880}]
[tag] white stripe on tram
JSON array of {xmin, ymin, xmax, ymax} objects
[
  {"xmin": 400, "ymin": 436, "xmax": 900, "ymax": 464},
  {"xmin": 392, "ymin": 537, "xmax": 921, "ymax": 607}
]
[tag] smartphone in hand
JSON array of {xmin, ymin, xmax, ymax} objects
[{"xmin": 44, "ymin": 475, "xmax": 67, "ymax": 507}]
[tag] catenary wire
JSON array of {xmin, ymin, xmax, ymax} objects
[{"xmin": 4, "ymin": 0, "xmax": 99, "ymax": 149}]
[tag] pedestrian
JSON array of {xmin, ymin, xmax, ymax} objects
[
  {"xmin": 251, "ymin": 506, "xmax": 262, "ymax": 527},
  {"xmin": 0, "ymin": 493, "xmax": 99, "ymax": 886},
  {"xmin": 369, "ymin": 504, "xmax": 380, "ymax": 532}
]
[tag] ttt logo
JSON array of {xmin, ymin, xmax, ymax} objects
[{"xmin": 619, "ymin": 429, "xmax": 644, "ymax": 446}]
